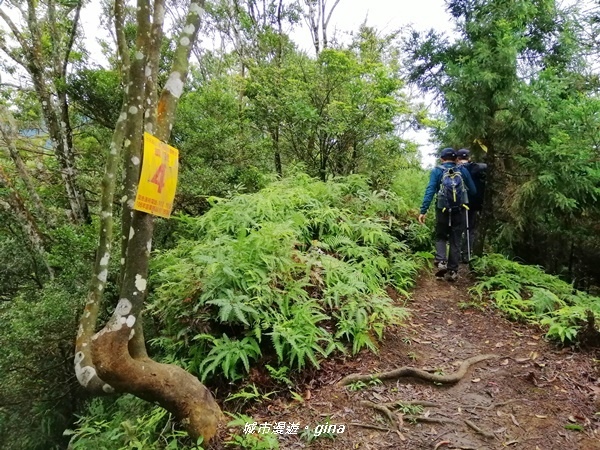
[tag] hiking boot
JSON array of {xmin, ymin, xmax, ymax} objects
[
  {"xmin": 435, "ymin": 261, "xmax": 448, "ymax": 279},
  {"xmin": 445, "ymin": 270, "xmax": 458, "ymax": 282}
]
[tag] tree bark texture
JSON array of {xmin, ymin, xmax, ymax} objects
[
  {"xmin": 75, "ymin": 0, "xmax": 223, "ymax": 441},
  {"xmin": 0, "ymin": 1, "xmax": 90, "ymax": 224}
]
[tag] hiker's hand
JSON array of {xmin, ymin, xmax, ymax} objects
[{"xmin": 418, "ymin": 214, "xmax": 426, "ymax": 224}]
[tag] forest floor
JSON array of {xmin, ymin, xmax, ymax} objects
[{"xmin": 218, "ymin": 267, "xmax": 600, "ymax": 450}]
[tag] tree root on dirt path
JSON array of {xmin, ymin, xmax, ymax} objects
[
  {"xmin": 464, "ymin": 419, "xmax": 495, "ymax": 438},
  {"xmin": 338, "ymin": 354, "xmax": 499, "ymax": 386},
  {"xmin": 360, "ymin": 400, "xmax": 497, "ymax": 440}
]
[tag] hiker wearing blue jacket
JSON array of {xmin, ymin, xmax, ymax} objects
[{"xmin": 418, "ymin": 148, "xmax": 476, "ymax": 281}]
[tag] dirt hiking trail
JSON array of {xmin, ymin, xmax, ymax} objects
[{"xmin": 221, "ymin": 269, "xmax": 600, "ymax": 450}]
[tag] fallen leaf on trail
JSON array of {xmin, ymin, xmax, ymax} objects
[
  {"xmin": 305, "ymin": 390, "xmax": 311, "ymax": 400},
  {"xmin": 497, "ymin": 410, "xmax": 504, "ymax": 417},
  {"xmin": 568, "ymin": 415, "xmax": 577, "ymax": 423},
  {"xmin": 516, "ymin": 358, "xmax": 530, "ymax": 363},
  {"xmin": 434, "ymin": 441, "xmax": 451, "ymax": 450},
  {"xmin": 472, "ymin": 378, "xmax": 481, "ymax": 383},
  {"xmin": 510, "ymin": 414, "xmax": 521, "ymax": 427},
  {"xmin": 530, "ymin": 351, "xmax": 539, "ymax": 360},
  {"xmin": 501, "ymin": 359, "xmax": 509, "ymax": 366},
  {"xmin": 531, "ymin": 335, "xmax": 540, "ymax": 340},
  {"xmin": 447, "ymin": 319, "xmax": 453, "ymax": 325},
  {"xmin": 505, "ymin": 440, "xmax": 519, "ymax": 446},
  {"xmin": 495, "ymin": 342, "xmax": 504, "ymax": 348},
  {"xmin": 535, "ymin": 415, "xmax": 547, "ymax": 419}
]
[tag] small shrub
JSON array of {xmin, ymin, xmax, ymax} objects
[{"xmin": 471, "ymin": 254, "xmax": 600, "ymax": 344}]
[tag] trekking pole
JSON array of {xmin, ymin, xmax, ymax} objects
[{"xmin": 465, "ymin": 208, "xmax": 471, "ymax": 261}]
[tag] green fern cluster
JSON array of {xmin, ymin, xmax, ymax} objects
[
  {"xmin": 470, "ymin": 254, "xmax": 600, "ymax": 344},
  {"xmin": 148, "ymin": 174, "xmax": 425, "ymax": 382},
  {"xmin": 65, "ymin": 396, "xmax": 204, "ymax": 450}
]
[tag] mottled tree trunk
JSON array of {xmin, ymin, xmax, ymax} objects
[
  {"xmin": 0, "ymin": 0, "xmax": 90, "ymax": 224},
  {"xmin": 0, "ymin": 105, "xmax": 46, "ymax": 218},
  {"xmin": 0, "ymin": 167, "xmax": 53, "ymax": 278},
  {"xmin": 75, "ymin": 0, "xmax": 223, "ymax": 441}
]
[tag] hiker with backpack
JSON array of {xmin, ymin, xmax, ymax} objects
[
  {"xmin": 457, "ymin": 148, "xmax": 487, "ymax": 262},
  {"xmin": 418, "ymin": 148, "xmax": 476, "ymax": 282}
]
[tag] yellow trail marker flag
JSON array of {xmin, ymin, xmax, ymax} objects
[{"xmin": 133, "ymin": 132, "xmax": 179, "ymax": 218}]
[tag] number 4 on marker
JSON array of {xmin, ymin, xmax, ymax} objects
[{"xmin": 149, "ymin": 144, "xmax": 169, "ymax": 193}]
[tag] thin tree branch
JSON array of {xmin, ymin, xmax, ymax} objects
[{"xmin": 62, "ymin": 0, "xmax": 83, "ymax": 77}]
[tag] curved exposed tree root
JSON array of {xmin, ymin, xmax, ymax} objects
[
  {"xmin": 338, "ymin": 354, "xmax": 499, "ymax": 386},
  {"xmin": 464, "ymin": 419, "xmax": 495, "ymax": 439}
]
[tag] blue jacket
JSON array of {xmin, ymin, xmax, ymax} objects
[{"xmin": 420, "ymin": 162, "xmax": 477, "ymax": 214}]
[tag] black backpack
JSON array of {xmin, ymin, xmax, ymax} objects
[{"xmin": 464, "ymin": 162, "xmax": 487, "ymax": 210}]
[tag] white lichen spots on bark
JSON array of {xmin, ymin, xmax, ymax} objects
[
  {"xmin": 118, "ymin": 111, "xmax": 127, "ymax": 122},
  {"xmin": 180, "ymin": 36, "xmax": 190, "ymax": 46},
  {"xmin": 85, "ymin": 310, "xmax": 91, "ymax": 318},
  {"xmin": 110, "ymin": 142, "xmax": 118, "ymax": 155},
  {"xmin": 97, "ymin": 269, "xmax": 108, "ymax": 283},
  {"xmin": 190, "ymin": 2, "xmax": 205, "ymax": 16},
  {"xmin": 135, "ymin": 51, "xmax": 144, "ymax": 59},
  {"xmin": 124, "ymin": 139, "xmax": 131, "ymax": 147},
  {"xmin": 145, "ymin": 64, "xmax": 152, "ymax": 77},
  {"xmin": 132, "ymin": 156, "xmax": 140, "ymax": 166},
  {"xmin": 135, "ymin": 274, "xmax": 147, "ymax": 292},
  {"xmin": 129, "ymin": 226, "xmax": 135, "ymax": 240},
  {"xmin": 75, "ymin": 364, "xmax": 98, "ymax": 387},
  {"xmin": 101, "ymin": 211, "xmax": 112, "ymax": 219},
  {"xmin": 164, "ymin": 72, "xmax": 184, "ymax": 98},
  {"xmin": 102, "ymin": 384, "xmax": 115, "ymax": 393},
  {"xmin": 74, "ymin": 351, "xmax": 84, "ymax": 366},
  {"xmin": 127, "ymin": 198, "xmax": 135, "ymax": 209},
  {"xmin": 121, "ymin": 195, "xmax": 128, "ymax": 204},
  {"xmin": 42, "ymin": 101, "xmax": 47, "ymax": 106},
  {"xmin": 146, "ymin": 240, "xmax": 152, "ymax": 253},
  {"xmin": 129, "ymin": 328, "xmax": 135, "ymax": 340},
  {"xmin": 120, "ymin": 258, "xmax": 125, "ymax": 265},
  {"xmin": 126, "ymin": 315, "xmax": 136, "ymax": 327},
  {"xmin": 115, "ymin": 298, "xmax": 133, "ymax": 316},
  {"xmin": 77, "ymin": 324, "xmax": 84, "ymax": 338},
  {"xmin": 183, "ymin": 24, "xmax": 196, "ymax": 34},
  {"xmin": 129, "ymin": 106, "xmax": 139, "ymax": 115},
  {"xmin": 100, "ymin": 252, "xmax": 110, "ymax": 267}
]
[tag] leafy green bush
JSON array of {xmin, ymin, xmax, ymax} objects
[
  {"xmin": 65, "ymin": 396, "xmax": 204, "ymax": 450},
  {"xmin": 148, "ymin": 174, "xmax": 426, "ymax": 382},
  {"xmin": 470, "ymin": 254, "xmax": 600, "ymax": 344}
]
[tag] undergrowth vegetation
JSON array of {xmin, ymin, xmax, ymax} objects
[
  {"xmin": 148, "ymin": 174, "xmax": 429, "ymax": 384},
  {"xmin": 470, "ymin": 254, "xmax": 600, "ymax": 344}
]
